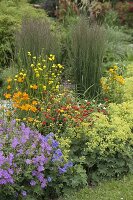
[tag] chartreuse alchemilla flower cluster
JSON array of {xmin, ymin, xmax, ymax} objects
[{"xmin": 0, "ymin": 119, "xmax": 73, "ymax": 198}]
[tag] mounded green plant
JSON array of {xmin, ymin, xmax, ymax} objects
[{"xmin": 58, "ymin": 102, "xmax": 133, "ymax": 184}]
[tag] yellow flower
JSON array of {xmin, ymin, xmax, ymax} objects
[
  {"xmin": 58, "ymin": 64, "xmax": 63, "ymax": 69},
  {"xmin": 29, "ymin": 106, "xmax": 37, "ymax": 112},
  {"xmin": 43, "ymin": 65, "xmax": 46, "ymax": 69},
  {"xmin": 17, "ymin": 77, "xmax": 24, "ymax": 83},
  {"xmin": 43, "ymin": 85, "xmax": 46, "ymax": 90},
  {"xmin": 33, "ymin": 56, "xmax": 36, "ymax": 59},
  {"xmin": 113, "ymin": 65, "xmax": 118, "ymax": 70},
  {"xmin": 56, "ymin": 85, "xmax": 59, "ymax": 89},
  {"xmin": 59, "ymin": 109, "xmax": 64, "ymax": 113},
  {"xmin": 109, "ymin": 68, "xmax": 114, "ymax": 73},
  {"xmin": 4, "ymin": 93, "xmax": 11, "ymax": 99},
  {"xmin": 31, "ymin": 64, "xmax": 34, "ymax": 67},
  {"xmin": 21, "ymin": 104, "xmax": 29, "ymax": 111},
  {"xmin": 30, "ymin": 84, "xmax": 38, "ymax": 90},
  {"xmin": 49, "ymin": 80, "xmax": 53, "ymax": 85},
  {"xmin": 28, "ymin": 52, "xmax": 31, "ymax": 56},
  {"xmin": 49, "ymin": 54, "xmax": 55, "ymax": 61},
  {"xmin": 32, "ymin": 100, "xmax": 38, "ymax": 105},
  {"xmin": 36, "ymin": 73, "xmax": 40, "ymax": 77},
  {"xmin": 37, "ymin": 63, "xmax": 41, "ymax": 66},
  {"xmin": 16, "ymin": 118, "xmax": 20, "ymax": 121},
  {"xmin": 116, "ymin": 76, "xmax": 125, "ymax": 85},
  {"xmin": 7, "ymin": 85, "xmax": 11, "ymax": 90},
  {"xmin": 28, "ymin": 117, "xmax": 34, "ymax": 122},
  {"xmin": 7, "ymin": 78, "xmax": 12, "ymax": 83}
]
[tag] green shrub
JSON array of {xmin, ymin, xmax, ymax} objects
[
  {"xmin": 104, "ymin": 26, "xmax": 132, "ymax": 66},
  {"xmin": 57, "ymin": 100, "xmax": 133, "ymax": 184},
  {"xmin": 0, "ymin": 16, "xmax": 16, "ymax": 69},
  {"xmin": 0, "ymin": 0, "xmax": 47, "ymax": 69}
]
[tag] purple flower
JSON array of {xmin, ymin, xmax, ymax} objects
[
  {"xmin": 58, "ymin": 167, "xmax": 67, "ymax": 174},
  {"xmin": 8, "ymin": 168, "xmax": 14, "ymax": 175},
  {"xmin": 65, "ymin": 161, "xmax": 73, "ymax": 168},
  {"xmin": 37, "ymin": 166, "xmax": 44, "ymax": 172},
  {"xmin": 52, "ymin": 140, "xmax": 59, "ymax": 148},
  {"xmin": 12, "ymin": 137, "xmax": 19, "ymax": 148},
  {"xmin": 41, "ymin": 179, "xmax": 47, "ymax": 188},
  {"xmin": 25, "ymin": 159, "xmax": 32, "ymax": 165},
  {"xmin": 47, "ymin": 177, "xmax": 52, "ymax": 182},
  {"xmin": 30, "ymin": 180, "xmax": 36, "ymax": 186},
  {"xmin": 37, "ymin": 173, "xmax": 44, "ymax": 183},
  {"xmin": 21, "ymin": 190, "xmax": 27, "ymax": 197},
  {"xmin": 32, "ymin": 170, "xmax": 37, "ymax": 176}
]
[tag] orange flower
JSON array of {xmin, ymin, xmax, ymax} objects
[
  {"xmin": 13, "ymin": 91, "xmax": 22, "ymax": 99},
  {"xmin": 22, "ymin": 92, "xmax": 29, "ymax": 100},
  {"xmin": 29, "ymin": 106, "xmax": 37, "ymax": 112},
  {"xmin": 20, "ymin": 104, "xmax": 30, "ymax": 111},
  {"xmin": 4, "ymin": 93, "xmax": 11, "ymax": 99}
]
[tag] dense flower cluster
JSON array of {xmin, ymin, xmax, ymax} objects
[
  {"xmin": 0, "ymin": 119, "xmax": 72, "ymax": 198},
  {"xmin": 100, "ymin": 65, "xmax": 125, "ymax": 102},
  {"xmin": 4, "ymin": 53, "xmax": 64, "ymax": 101}
]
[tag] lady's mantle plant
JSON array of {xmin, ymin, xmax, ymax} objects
[{"xmin": 0, "ymin": 119, "xmax": 73, "ymax": 199}]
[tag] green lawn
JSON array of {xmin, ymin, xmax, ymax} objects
[{"xmin": 60, "ymin": 175, "xmax": 133, "ymax": 200}]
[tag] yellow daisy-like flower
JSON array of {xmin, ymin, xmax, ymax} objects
[
  {"xmin": 48, "ymin": 54, "xmax": 55, "ymax": 61},
  {"xmin": 17, "ymin": 77, "xmax": 24, "ymax": 83},
  {"xmin": 7, "ymin": 85, "xmax": 11, "ymax": 90},
  {"xmin": 30, "ymin": 84, "xmax": 38, "ymax": 90},
  {"xmin": 4, "ymin": 93, "xmax": 11, "ymax": 99}
]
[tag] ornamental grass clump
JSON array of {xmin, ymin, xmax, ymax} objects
[
  {"xmin": 66, "ymin": 16, "xmax": 106, "ymax": 97},
  {"xmin": 15, "ymin": 17, "xmax": 61, "ymax": 68},
  {"xmin": 0, "ymin": 119, "xmax": 73, "ymax": 199}
]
